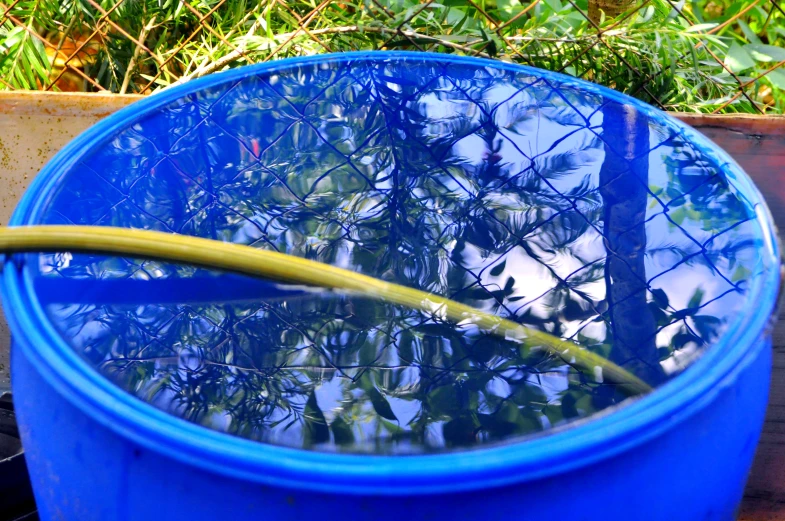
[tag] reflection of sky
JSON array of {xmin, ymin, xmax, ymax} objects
[
  {"xmin": 453, "ymin": 103, "xmax": 758, "ymax": 376},
  {"xmin": 29, "ymin": 57, "xmax": 769, "ymax": 453}
]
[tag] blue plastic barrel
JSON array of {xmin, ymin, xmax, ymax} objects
[{"xmin": 2, "ymin": 52, "xmax": 780, "ymax": 520}]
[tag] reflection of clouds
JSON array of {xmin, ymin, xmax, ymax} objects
[
  {"xmin": 526, "ymin": 369, "xmax": 570, "ymax": 404},
  {"xmin": 658, "ymin": 321, "xmax": 703, "ymax": 375},
  {"xmin": 30, "ymin": 57, "xmax": 768, "ymax": 453},
  {"xmin": 648, "ymin": 258, "xmax": 737, "ymax": 313}
]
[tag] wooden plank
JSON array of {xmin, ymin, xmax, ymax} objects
[
  {"xmin": 0, "ymin": 92, "xmax": 142, "ymax": 226},
  {"xmin": 675, "ymin": 114, "xmax": 785, "ymax": 521},
  {"xmin": 675, "ymin": 114, "xmax": 785, "ymax": 135},
  {"xmin": 0, "ymin": 94, "xmax": 784, "ymax": 517},
  {"xmin": 0, "ymin": 92, "xmax": 141, "ymax": 389},
  {"xmin": 0, "ymin": 90, "xmax": 144, "ymax": 116}
]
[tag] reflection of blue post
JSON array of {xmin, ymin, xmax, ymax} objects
[{"xmin": 600, "ymin": 102, "xmax": 666, "ymax": 386}]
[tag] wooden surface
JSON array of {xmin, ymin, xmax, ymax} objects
[
  {"xmin": 681, "ymin": 114, "xmax": 785, "ymax": 521},
  {"xmin": 0, "ymin": 93, "xmax": 784, "ymax": 518}
]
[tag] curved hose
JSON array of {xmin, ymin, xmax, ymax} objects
[{"xmin": 0, "ymin": 226, "xmax": 652, "ymax": 396}]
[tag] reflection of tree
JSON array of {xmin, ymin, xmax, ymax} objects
[
  {"xmin": 40, "ymin": 60, "xmax": 759, "ymax": 453},
  {"xmin": 641, "ymin": 132, "xmax": 754, "ymax": 369},
  {"xmin": 599, "ymin": 102, "xmax": 665, "ymax": 386}
]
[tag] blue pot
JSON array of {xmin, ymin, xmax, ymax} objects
[{"xmin": 2, "ymin": 52, "xmax": 780, "ymax": 520}]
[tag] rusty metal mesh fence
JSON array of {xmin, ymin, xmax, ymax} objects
[{"xmin": 1, "ymin": 0, "xmax": 784, "ymax": 113}]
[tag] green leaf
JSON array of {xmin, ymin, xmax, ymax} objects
[
  {"xmin": 648, "ymin": 0, "xmax": 672, "ymax": 23},
  {"xmin": 693, "ymin": 315, "xmax": 723, "ymax": 340},
  {"xmin": 650, "ymin": 288, "xmax": 669, "ymax": 308},
  {"xmin": 495, "ymin": 0, "xmax": 522, "ymax": 20},
  {"xmin": 0, "ymin": 26, "xmax": 25, "ymax": 52},
  {"xmin": 442, "ymin": 415, "xmax": 478, "ymax": 447},
  {"xmin": 21, "ymin": 49, "xmax": 42, "ymax": 90},
  {"xmin": 731, "ymin": 264, "xmax": 751, "ymax": 283},
  {"xmin": 747, "ymin": 44, "xmax": 785, "ymax": 63},
  {"xmin": 687, "ymin": 287, "xmax": 705, "ymax": 309},
  {"xmin": 428, "ymin": 384, "xmax": 461, "ymax": 414},
  {"xmin": 766, "ymin": 69, "xmax": 785, "ymax": 90},
  {"xmin": 489, "ymin": 260, "xmax": 506, "ymax": 277},
  {"xmin": 561, "ymin": 393, "xmax": 579, "ymax": 419},
  {"xmin": 689, "ymin": 40, "xmax": 701, "ymax": 78},
  {"xmin": 330, "ymin": 417, "xmax": 354, "ymax": 445},
  {"xmin": 379, "ymin": 418, "xmax": 406, "ymax": 437},
  {"xmin": 265, "ymin": 6, "xmax": 273, "ymax": 40},
  {"xmin": 398, "ymin": 330, "xmax": 416, "ymax": 362},
  {"xmin": 29, "ymin": 55, "xmax": 49, "ymax": 84},
  {"xmin": 357, "ymin": 333, "xmax": 376, "ymax": 366},
  {"xmin": 738, "ymin": 20, "xmax": 762, "ymax": 44},
  {"xmin": 466, "ymin": 287, "xmax": 494, "ymax": 300},
  {"xmin": 445, "ymin": 6, "xmax": 470, "ymax": 26},
  {"xmin": 304, "ymin": 390, "xmax": 329, "ymax": 445},
  {"xmin": 685, "ymin": 23, "xmax": 718, "ymax": 33},
  {"xmin": 638, "ymin": 5, "xmax": 655, "ymax": 24},
  {"xmin": 562, "ymin": 298, "xmax": 586, "ymax": 321},
  {"xmin": 543, "ymin": 404, "xmax": 564, "ymax": 426},
  {"xmin": 724, "ymin": 42, "xmax": 756, "ymax": 73},
  {"xmin": 670, "ymin": 207, "xmax": 687, "ymax": 226},
  {"xmin": 470, "ymin": 336, "xmax": 497, "ymax": 364},
  {"xmin": 368, "ymin": 387, "xmax": 397, "ymax": 421},
  {"xmin": 672, "ymin": 332, "xmax": 700, "ymax": 350},
  {"xmin": 478, "ymin": 413, "xmax": 518, "ymax": 438},
  {"xmin": 489, "ymin": 289, "xmax": 506, "ymax": 301},
  {"xmin": 657, "ymin": 346, "xmax": 672, "ymax": 361}
]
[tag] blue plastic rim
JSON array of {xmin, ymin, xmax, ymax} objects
[{"xmin": 2, "ymin": 52, "xmax": 781, "ymax": 497}]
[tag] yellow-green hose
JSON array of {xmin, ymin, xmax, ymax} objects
[{"xmin": 0, "ymin": 225, "xmax": 652, "ymax": 396}]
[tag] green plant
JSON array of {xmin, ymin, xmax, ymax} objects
[{"xmin": 1, "ymin": 0, "xmax": 784, "ymax": 112}]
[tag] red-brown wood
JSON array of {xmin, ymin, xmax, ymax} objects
[{"xmin": 673, "ymin": 114, "xmax": 785, "ymax": 520}]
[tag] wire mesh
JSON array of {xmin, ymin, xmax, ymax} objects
[
  {"xmin": 30, "ymin": 55, "xmax": 766, "ymax": 451},
  {"xmin": 1, "ymin": 0, "xmax": 784, "ymax": 113}
]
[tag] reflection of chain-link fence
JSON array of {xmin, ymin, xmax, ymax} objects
[
  {"xmin": 1, "ymin": 0, "xmax": 784, "ymax": 113},
  {"xmin": 33, "ymin": 55, "xmax": 762, "ymax": 452}
]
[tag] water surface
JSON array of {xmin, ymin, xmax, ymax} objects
[{"xmin": 34, "ymin": 56, "xmax": 764, "ymax": 453}]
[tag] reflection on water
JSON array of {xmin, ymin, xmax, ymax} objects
[{"xmin": 35, "ymin": 56, "xmax": 766, "ymax": 453}]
